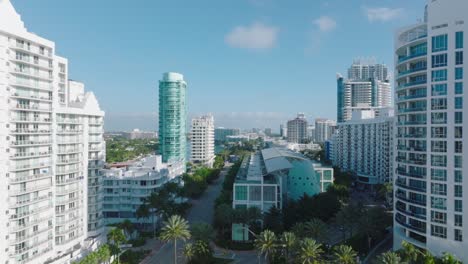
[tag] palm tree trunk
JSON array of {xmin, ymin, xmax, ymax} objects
[{"xmin": 174, "ymin": 239, "xmax": 177, "ymax": 264}]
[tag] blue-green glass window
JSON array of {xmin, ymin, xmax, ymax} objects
[
  {"xmin": 432, "ymin": 54, "xmax": 447, "ymax": 68},
  {"xmin": 455, "ymin": 82, "xmax": 463, "ymax": 94},
  {"xmin": 455, "ymin": 68, "xmax": 463, "ymax": 80},
  {"xmin": 235, "ymin": 186, "xmax": 247, "ymax": 200},
  {"xmin": 432, "ymin": 84, "xmax": 447, "ymax": 96},
  {"xmin": 455, "ymin": 112, "xmax": 463, "ymax": 124},
  {"xmin": 410, "ymin": 42, "xmax": 427, "ymax": 55},
  {"xmin": 432, "ymin": 34, "xmax": 448, "ymax": 52},
  {"xmin": 455, "ymin": 171, "xmax": 463, "ymax": 183},
  {"xmin": 455, "ymin": 200, "xmax": 463, "ymax": 212},
  {"xmin": 431, "ymin": 197, "xmax": 447, "ymax": 210},
  {"xmin": 456, "ymin": 32, "xmax": 464, "ymax": 49},
  {"xmin": 456, "ymin": 51, "xmax": 464, "ymax": 65},
  {"xmin": 455, "ymin": 156, "xmax": 463, "ymax": 168},
  {"xmin": 432, "ymin": 69, "xmax": 447, "ymax": 81},
  {"xmin": 455, "ymin": 97, "xmax": 463, "ymax": 109}
]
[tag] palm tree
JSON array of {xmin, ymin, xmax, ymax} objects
[
  {"xmin": 255, "ymin": 230, "xmax": 277, "ymax": 263},
  {"xmin": 190, "ymin": 222, "xmax": 214, "ymax": 243},
  {"xmin": 297, "ymin": 238, "xmax": 323, "ymax": 264},
  {"xmin": 107, "ymin": 227, "xmax": 126, "ymax": 264},
  {"xmin": 281, "ymin": 232, "xmax": 297, "ymax": 264},
  {"xmin": 183, "ymin": 243, "xmax": 195, "ymax": 262},
  {"xmin": 159, "ymin": 215, "xmax": 191, "ymax": 264},
  {"xmin": 376, "ymin": 251, "xmax": 401, "ymax": 264},
  {"xmin": 400, "ymin": 241, "xmax": 421, "ymax": 263},
  {"xmin": 332, "ymin": 245, "xmax": 357, "ymax": 264},
  {"xmin": 304, "ymin": 218, "xmax": 327, "ymax": 243},
  {"xmin": 96, "ymin": 245, "xmax": 111, "ymax": 264},
  {"xmin": 441, "ymin": 252, "xmax": 462, "ymax": 264},
  {"xmin": 422, "ymin": 251, "xmax": 436, "ymax": 264},
  {"xmin": 291, "ymin": 222, "xmax": 307, "ymax": 239}
]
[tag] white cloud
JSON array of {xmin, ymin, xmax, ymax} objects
[
  {"xmin": 313, "ymin": 16, "xmax": 337, "ymax": 32},
  {"xmin": 364, "ymin": 7, "xmax": 404, "ymax": 22},
  {"xmin": 225, "ymin": 22, "xmax": 279, "ymax": 50}
]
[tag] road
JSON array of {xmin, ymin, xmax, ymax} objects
[{"xmin": 142, "ymin": 163, "xmax": 256, "ymax": 264}]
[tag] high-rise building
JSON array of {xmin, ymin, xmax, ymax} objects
[
  {"xmin": 287, "ymin": 113, "xmax": 308, "ymax": 143},
  {"xmin": 0, "ymin": 1, "xmax": 106, "ymax": 263},
  {"xmin": 159, "ymin": 72, "xmax": 187, "ymax": 164},
  {"xmin": 394, "ymin": 0, "xmax": 467, "ymax": 261},
  {"xmin": 330, "ymin": 109, "xmax": 394, "ymax": 187},
  {"xmin": 214, "ymin": 127, "xmax": 241, "ymax": 141},
  {"xmin": 280, "ymin": 124, "xmax": 287, "ymax": 138},
  {"xmin": 337, "ymin": 60, "xmax": 392, "ymax": 122},
  {"xmin": 315, "ymin": 118, "xmax": 336, "ymax": 143},
  {"xmin": 190, "ymin": 114, "xmax": 215, "ymax": 167},
  {"xmin": 264, "ymin": 128, "xmax": 272, "ymax": 136}
]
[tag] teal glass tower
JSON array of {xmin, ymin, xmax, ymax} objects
[{"xmin": 159, "ymin": 72, "xmax": 187, "ymax": 163}]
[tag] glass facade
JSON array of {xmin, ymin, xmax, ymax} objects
[{"xmin": 159, "ymin": 72, "xmax": 187, "ymax": 163}]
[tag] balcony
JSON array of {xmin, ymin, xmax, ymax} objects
[
  {"xmin": 398, "ymin": 107, "xmax": 427, "ymax": 113},
  {"xmin": 57, "ymin": 148, "xmax": 82, "ymax": 154},
  {"xmin": 396, "ymin": 169, "xmax": 426, "ymax": 179},
  {"xmin": 396, "ymin": 133, "xmax": 426, "ymax": 139},
  {"xmin": 56, "ymin": 177, "xmax": 82, "ymax": 185},
  {"xmin": 397, "ymin": 67, "xmax": 427, "ymax": 78},
  {"xmin": 9, "ymin": 215, "xmax": 53, "ymax": 232},
  {"xmin": 397, "ymin": 145, "xmax": 427, "ymax": 152},
  {"xmin": 10, "ymin": 151, "xmax": 51, "ymax": 160},
  {"xmin": 397, "ymin": 80, "xmax": 427, "ymax": 90},
  {"xmin": 395, "ymin": 193, "xmax": 426, "ymax": 206},
  {"xmin": 10, "ymin": 117, "xmax": 52, "ymax": 123},
  {"xmin": 9, "ymin": 194, "xmax": 49, "ymax": 207},
  {"xmin": 56, "ymin": 119, "xmax": 81, "ymax": 124},
  {"xmin": 396, "ymin": 206, "xmax": 426, "ymax": 220},
  {"xmin": 10, "ymin": 173, "xmax": 52, "ymax": 183},
  {"xmin": 397, "ymin": 120, "xmax": 427, "ymax": 126},
  {"xmin": 10, "ymin": 204, "xmax": 52, "ymax": 219},
  {"xmin": 396, "ymin": 157, "xmax": 426, "ymax": 165},
  {"xmin": 9, "ymin": 183, "xmax": 51, "ymax": 196},
  {"xmin": 10, "ymin": 140, "xmax": 51, "ymax": 147},
  {"xmin": 12, "ymin": 104, "xmax": 52, "ymax": 112},
  {"xmin": 11, "ymin": 225, "xmax": 53, "ymax": 244},
  {"xmin": 56, "ymin": 158, "xmax": 81, "ymax": 165},
  {"xmin": 10, "ymin": 162, "xmax": 50, "ymax": 172},
  {"xmin": 56, "ymin": 186, "xmax": 80, "ymax": 195},
  {"xmin": 398, "ymin": 52, "xmax": 427, "ymax": 63},
  {"xmin": 395, "ymin": 181, "xmax": 426, "ymax": 193},
  {"xmin": 395, "ymin": 214, "xmax": 426, "ymax": 233},
  {"xmin": 10, "ymin": 129, "xmax": 51, "ymax": 135},
  {"xmin": 397, "ymin": 94, "xmax": 427, "ymax": 102},
  {"xmin": 10, "ymin": 92, "xmax": 52, "ymax": 102},
  {"xmin": 57, "ymin": 129, "xmax": 83, "ymax": 134}
]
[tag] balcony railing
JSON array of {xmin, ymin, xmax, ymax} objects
[{"xmin": 398, "ymin": 52, "xmax": 427, "ymax": 63}]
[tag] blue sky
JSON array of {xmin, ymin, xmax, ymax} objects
[{"xmin": 12, "ymin": 0, "xmax": 426, "ymax": 131}]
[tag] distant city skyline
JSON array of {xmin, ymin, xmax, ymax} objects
[{"xmin": 11, "ymin": 0, "xmax": 426, "ymax": 130}]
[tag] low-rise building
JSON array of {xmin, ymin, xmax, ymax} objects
[
  {"xmin": 123, "ymin": 129, "xmax": 158, "ymax": 140},
  {"xmin": 215, "ymin": 127, "xmax": 241, "ymax": 141},
  {"xmin": 101, "ymin": 155, "xmax": 184, "ymax": 225}
]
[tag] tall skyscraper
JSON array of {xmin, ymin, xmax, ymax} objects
[
  {"xmin": 394, "ymin": 0, "xmax": 467, "ymax": 261},
  {"xmin": 315, "ymin": 118, "xmax": 336, "ymax": 143},
  {"xmin": 337, "ymin": 60, "xmax": 392, "ymax": 122},
  {"xmin": 287, "ymin": 113, "xmax": 308, "ymax": 143},
  {"xmin": 0, "ymin": 1, "xmax": 106, "ymax": 263},
  {"xmin": 159, "ymin": 72, "xmax": 187, "ymax": 163},
  {"xmin": 190, "ymin": 114, "xmax": 215, "ymax": 167}
]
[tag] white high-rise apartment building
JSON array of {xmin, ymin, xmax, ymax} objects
[
  {"xmin": 0, "ymin": 1, "xmax": 105, "ymax": 263},
  {"xmin": 314, "ymin": 118, "xmax": 336, "ymax": 143},
  {"xmin": 331, "ymin": 109, "xmax": 394, "ymax": 187},
  {"xmin": 394, "ymin": 0, "xmax": 468, "ymax": 261},
  {"xmin": 287, "ymin": 113, "xmax": 308, "ymax": 144},
  {"xmin": 191, "ymin": 115, "xmax": 215, "ymax": 167},
  {"xmin": 337, "ymin": 60, "xmax": 392, "ymax": 122}
]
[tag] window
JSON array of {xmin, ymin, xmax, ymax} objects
[
  {"xmin": 456, "ymin": 51, "xmax": 464, "ymax": 65},
  {"xmin": 455, "ymin": 200, "xmax": 463, "ymax": 212},
  {"xmin": 431, "ymin": 169, "xmax": 447, "ymax": 181},
  {"xmin": 455, "ymin": 97, "xmax": 463, "ymax": 109},
  {"xmin": 455, "ymin": 82, "xmax": 463, "ymax": 94},
  {"xmin": 431, "ymin": 98, "xmax": 447, "ymax": 110},
  {"xmin": 431, "ymin": 112, "xmax": 447, "ymax": 124},
  {"xmin": 455, "ymin": 214, "xmax": 463, "ymax": 227},
  {"xmin": 455, "ymin": 112, "xmax": 463, "ymax": 124},
  {"xmin": 432, "ymin": 34, "xmax": 448, "ymax": 52},
  {"xmin": 455, "ymin": 141, "xmax": 463, "ymax": 153},
  {"xmin": 235, "ymin": 185, "xmax": 247, "ymax": 201},
  {"xmin": 455, "ymin": 68, "xmax": 463, "ymax": 80},
  {"xmin": 455, "ymin": 156, "xmax": 462, "ymax": 168},
  {"xmin": 455, "ymin": 229, "xmax": 463, "ymax": 242},
  {"xmin": 455, "ymin": 185, "xmax": 463, "ymax": 198},
  {"xmin": 432, "ymin": 84, "xmax": 447, "ymax": 96},
  {"xmin": 432, "ymin": 54, "xmax": 447, "ymax": 68},
  {"xmin": 431, "ymin": 127, "xmax": 447, "ymax": 138},
  {"xmin": 431, "ymin": 211, "xmax": 447, "ymax": 224},
  {"xmin": 431, "ymin": 183, "xmax": 447, "ymax": 195},
  {"xmin": 431, "ymin": 197, "xmax": 447, "ymax": 210},
  {"xmin": 431, "ymin": 155, "xmax": 447, "ymax": 167},
  {"xmin": 431, "ymin": 141, "xmax": 447, "ymax": 152},
  {"xmin": 431, "ymin": 225, "xmax": 447, "ymax": 238},
  {"xmin": 455, "ymin": 127, "xmax": 463, "ymax": 138},
  {"xmin": 455, "ymin": 171, "xmax": 463, "ymax": 183},
  {"xmin": 456, "ymin": 32, "xmax": 464, "ymax": 49},
  {"xmin": 432, "ymin": 69, "xmax": 447, "ymax": 81}
]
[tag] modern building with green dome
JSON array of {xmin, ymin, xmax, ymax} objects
[{"xmin": 159, "ymin": 72, "xmax": 187, "ymax": 164}]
